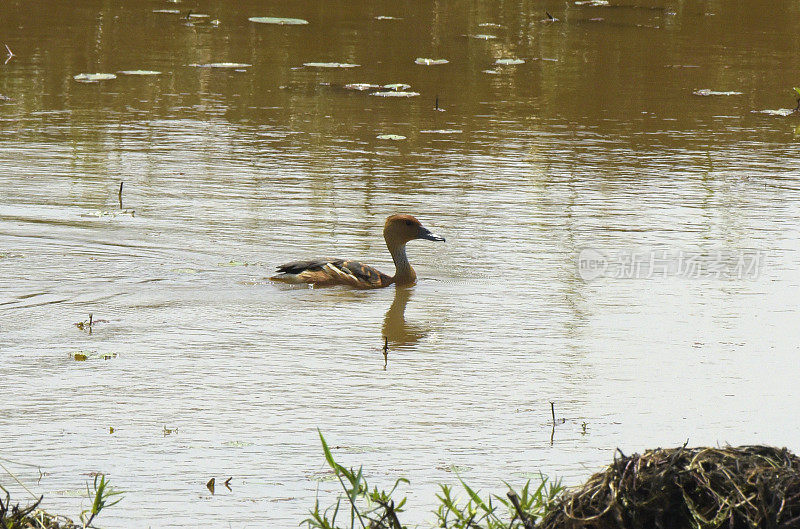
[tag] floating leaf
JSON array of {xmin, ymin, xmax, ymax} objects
[
  {"xmin": 303, "ymin": 62, "xmax": 360, "ymax": 68},
  {"xmin": 414, "ymin": 58, "xmax": 449, "ymax": 65},
  {"xmin": 794, "ymin": 87, "xmax": 800, "ymax": 97},
  {"xmin": 249, "ymin": 16, "xmax": 309, "ymax": 25},
  {"xmin": 693, "ymin": 89, "xmax": 743, "ymax": 96},
  {"xmin": 117, "ymin": 70, "xmax": 162, "ymax": 76},
  {"xmin": 376, "ymin": 134, "xmax": 406, "ymax": 140},
  {"xmin": 72, "ymin": 351, "xmax": 117, "ymax": 361},
  {"xmin": 344, "ymin": 83, "xmax": 381, "ymax": 91},
  {"xmin": 190, "ymin": 62, "xmax": 252, "ymax": 69},
  {"xmin": 371, "ymin": 90, "xmax": 420, "ymax": 98},
  {"xmin": 383, "ymin": 83, "xmax": 411, "ymax": 91},
  {"xmin": 495, "ymin": 58, "xmax": 525, "ymax": 65},
  {"xmin": 73, "ymin": 73, "xmax": 117, "ymax": 83}
]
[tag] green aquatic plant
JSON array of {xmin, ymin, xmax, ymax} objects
[
  {"xmin": 305, "ymin": 431, "xmax": 562, "ymax": 529},
  {"xmin": 80, "ymin": 474, "xmax": 123, "ymax": 527}
]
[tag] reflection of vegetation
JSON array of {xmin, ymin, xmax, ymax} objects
[{"xmin": 305, "ymin": 431, "xmax": 563, "ymax": 529}]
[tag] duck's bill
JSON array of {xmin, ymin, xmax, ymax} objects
[{"xmin": 419, "ymin": 227, "xmax": 445, "ymax": 242}]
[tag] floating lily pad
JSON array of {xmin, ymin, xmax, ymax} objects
[
  {"xmin": 752, "ymin": 109, "xmax": 795, "ymax": 117},
  {"xmin": 495, "ymin": 58, "xmax": 525, "ymax": 65},
  {"xmin": 415, "ymin": 58, "xmax": 449, "ymax": 65},
  {"xmin": 420, "ymin": 129, "xmax": 463, "ymax": 134},
  {"xmin": 153, "ymin": 9, "xmax": 181, "ymax": 14},
  {"xmin": 191, "ymin": 62, "xmax": 252, "ymax": 69},
  {"xmin": 171, "ymin": 267, "xmax": 199, "ymax": 274},
  {"xmin": 117, "ymin": 70, "xmax": 162, "ymax": 76},
  {"xmin": 437, "ymin": 464, "xmax": 473, "ymax": 473},
  {"xmin": 249, "ymin": 16, "xmax": 309, "ymax": 25},
  {"xmin": 471, "ymin": 34, "xmax": 497, "ymax": 40},
  {"xmin": 693, "ymin": 89, "xmax": 743, "ymax": 96},
  {"xmin": 303, "ymin": 62, "xmax": 360, "ymax": 68},
  {"xmin": 223, "ymin": 440, "xmax": 255, "ymax": 447},
  {"xmin": 344, "ymin": 83, "xmax": 381, "ymax": 91},
  {"xmin": 73, "ymin": 73, "xmax": 117, "ymax": 83},
  {"xmin": 383, "ymin": 83, "xmax": 411, "ymax": 91},
  {"xmin": 371, "ymin": 91, "xmax": 420, "ymax": 98},
  {"xmin": 377, "ymin": 134, "xmax": 406, "ymax": 140}
]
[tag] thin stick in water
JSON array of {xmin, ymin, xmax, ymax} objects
[{"xmin": 118, "ymin": 181, "xmax": 123, "ymax": 209}]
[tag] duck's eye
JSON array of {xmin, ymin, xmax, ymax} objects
[{"xmin": 405, "ymin": 220, "xmax": 413, "ymax": 226}]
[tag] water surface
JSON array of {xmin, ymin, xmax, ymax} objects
[{"xmin": 2, "ymin": 1, "xmax": 800, "ymax": 527}]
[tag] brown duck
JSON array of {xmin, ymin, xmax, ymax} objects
[{"xmin": 270, "ymin": 214, "xmax": 445, "ymax": 288}]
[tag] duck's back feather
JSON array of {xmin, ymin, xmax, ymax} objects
[{"xmin": 272, "ymin": 258, "xmax": 392, "ymax": 288}]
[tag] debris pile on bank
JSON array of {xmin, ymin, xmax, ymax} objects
[
  {"xmin": 0, "ymin": 494, "xmax": 81, "ymax": 529},
  {"xmin": 539, "ymin": 445, "xmax": 800, "ymax": 529}
]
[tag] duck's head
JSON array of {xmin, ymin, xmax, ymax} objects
[{"xmin": 384, "ymin": 214, "xmax": 445, "ymax": 244}]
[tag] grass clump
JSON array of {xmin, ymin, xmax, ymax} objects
[
  {"xmin": 304, "ymin": 431, "xmax": 563, "ymax": 529},
  {"xmin": 0, "ymin": 474, "xmax": 122, "ymax": 529}
]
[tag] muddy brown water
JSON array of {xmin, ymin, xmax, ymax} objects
[{"xmin": 2, "ymin": 1, "xmax": 800, "ymax": 527}]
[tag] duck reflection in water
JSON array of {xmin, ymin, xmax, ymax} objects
[{"xmin": 382, "ymin": 286, "xmax": 429, "ymax": 355}]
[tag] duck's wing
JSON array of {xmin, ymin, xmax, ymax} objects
[{"xmin": 272, "ymin": 258, "xmax": 391, "ymax": 288}]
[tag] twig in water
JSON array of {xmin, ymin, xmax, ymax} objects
[
  {"xmin": 383, "ymin": 336, "xmax": 388, "ymax": 369},
  {"xmin": 546, "ymin": 11, "xmax": 555, "ymax": 20},
  {"xmin": 118, "ymin": 182, "xmax": 123, "ymax": 209},
  {"xmin": 507, "ymin": 491, "xmax": 535, "ymax": 529},
  {"xmin": 550, "ymin": 401, "xmax": 556, "ymax": 426},
  {"xmin": 435, "ymin": 95, "xmax": 439, "ymax": 111},
  {"xmin": 224, "ymin": 477, "xmax": 232, "ymax": 491}
]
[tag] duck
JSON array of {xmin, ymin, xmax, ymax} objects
[{"xmin": 270, "ymin": 214, "xmax": 445, "ymax": 288}]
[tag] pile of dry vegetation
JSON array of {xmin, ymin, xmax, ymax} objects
[{"xmin": 539, "ymin": 445, "xmax": 800, "ymax": 529}]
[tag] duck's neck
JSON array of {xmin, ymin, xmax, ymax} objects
[{"xmin": 387, "ymin": 239, "xmax": 416, "ymax": 285}]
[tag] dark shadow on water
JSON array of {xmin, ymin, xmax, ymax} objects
[{"xmin": 382, "ymin": 286, "xmax": 429, "ymax": 353}]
